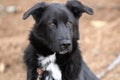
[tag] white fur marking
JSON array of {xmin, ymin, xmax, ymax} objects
[
  {"xmin": 46, "ymin": 63, "xmax": 61, "ymax": 80},
  {"xmin": 38, "ymin": 53, "xmax": 62, "ymax": 80}
]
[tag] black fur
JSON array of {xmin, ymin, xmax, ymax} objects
[{"xmin": 23, "ymin": 1, "xmax": 98, "ymax": 80}]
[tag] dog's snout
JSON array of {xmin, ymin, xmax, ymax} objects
[{"xmin": 60, "ymin": 40, "xmax": 71, "ymax": 49}]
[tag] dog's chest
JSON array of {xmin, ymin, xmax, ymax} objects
[{"xmin": 37, "ymin": 53, "xmax": 62, "ymax": 80}]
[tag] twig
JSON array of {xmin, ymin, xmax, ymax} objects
[{"xmin": 97, "ymin": 54, "xmax": 120, "ymax": 79}]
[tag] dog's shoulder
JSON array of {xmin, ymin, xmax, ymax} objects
[
  {"xmin": 78, "ymin": 61, "xmax": 99, "ymax": 80},
  {"xmin": 23, "ymin": 44, "xmax": 38, "ymax": 66}
]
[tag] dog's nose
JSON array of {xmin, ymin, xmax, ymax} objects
[{"xmin": 60, "ymin": 40, "xmax": 71, "ymax": 49}]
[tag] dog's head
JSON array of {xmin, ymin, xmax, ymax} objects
[{"xmin": 23, "ymin": 0, "xmax": 93, "ymax": 54}]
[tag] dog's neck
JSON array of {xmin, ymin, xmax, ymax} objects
[{"xmin": 56, "ymin": 47, "xmax": 82, "ymax": 80}]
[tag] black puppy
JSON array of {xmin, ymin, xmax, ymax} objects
[{"xmin": 23, "ymin": 0, "xmax": 99, "ymax": 80}]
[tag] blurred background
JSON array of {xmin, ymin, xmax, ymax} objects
[{"xmin": 0, "ymin": 0, "xmax": 120, "ymax": 80}]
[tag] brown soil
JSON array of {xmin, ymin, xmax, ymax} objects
[{"xmin": 0, "ymin": 0, "xmax": 120, "ymax": 80}]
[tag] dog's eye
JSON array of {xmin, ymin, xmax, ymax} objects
[
  {"xmin": 48, "ymin": 23, "xmax": 56, "ymax": 29},
  {"xmin": 66, "ymin": 21, "xmax": 72, "ymax": 28}
]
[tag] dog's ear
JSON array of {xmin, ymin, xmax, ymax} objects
[
  {"xmin": 66, "ymin": 0, "xmax": 94, "ymax": 19},
  {"xmin": 23, "ymin": 2, "xmax": 47, "ymax": 23}
]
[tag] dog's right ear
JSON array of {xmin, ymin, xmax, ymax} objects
[{"xmin": 23, "ymin": 2, "xmax": 47, "ymax": 23}]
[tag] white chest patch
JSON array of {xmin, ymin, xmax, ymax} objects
[{"xmin": 38, "ymin": 53, "xmax": 62, "ymax": 80}]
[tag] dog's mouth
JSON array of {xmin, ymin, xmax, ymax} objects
[
  {"xmin": 59, "ymin": 50, "xmax": 69, "ymax": 54},
  {"xmin": 52, "ymin": 46, "xmax": 72, "ymax": 54},
  {"xmin": 56, "ymin": 48, "xmax": 72, "ymax": 54}
]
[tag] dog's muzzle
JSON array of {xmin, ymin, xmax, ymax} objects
[{"xmin": 59, "ymin": 40, "xmax": 72, "ymax": 54}]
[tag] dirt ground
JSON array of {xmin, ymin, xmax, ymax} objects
[{"xmin": 0, "ymin": 0, "xmax": 120, "ymax": 80}]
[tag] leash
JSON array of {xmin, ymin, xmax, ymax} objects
[
  {"xmin": 36, "ymin": 68, "xmax": 44, "ymax": 80},
  {"xmin": 36, "ymin": 61, "xmax": 51, "ymax": 80}
]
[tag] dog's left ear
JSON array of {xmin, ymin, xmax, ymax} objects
[
  {"xmin": 23, "ymin": 2, "xmax": 47, "ymax": 23},
  {"xmin": 66, "ymin": 0, "xmax": 94, "ymax": 19}
]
